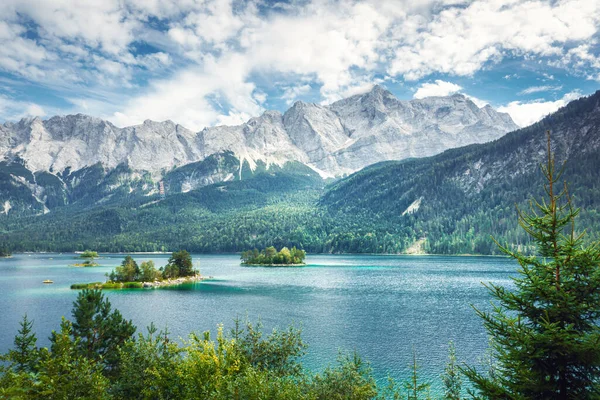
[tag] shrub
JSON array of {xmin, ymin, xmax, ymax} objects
[
  {"xmin": 122, "ymin": 282, "xmax": 143, "ymax": 289},
  {"xmin": 70, "ymin": 283, "xmax": 90, "ymax": 290},
  {"xmin": 100, "ymin": 282, "xmax": 121, "ymax": 289}
]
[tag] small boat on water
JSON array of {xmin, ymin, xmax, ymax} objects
[{"xmin": 43, "ymin": 280, "xmax": 54, "ymax": 284}]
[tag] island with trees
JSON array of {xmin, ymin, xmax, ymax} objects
[
  {"xmin": 72, "ymin": 250, "xmax": 100, "ymax": 267},
  {"xmin": 71, "ymin": 250, "xmax": 205, "ymax": 289},
  {"xmin": 241, "ymin": 246, "xmax": 306, "ymax": 266}
]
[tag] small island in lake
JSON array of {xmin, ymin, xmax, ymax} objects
[
  {"xmin": 71, "ymin": 250, "xmax": 205, "ymax": 289},
  {"xmin": 72, "ymin": 250, "xmax": 100, "ymax": 267},
  {"xmin": 241, "ymin": 246, "xmax": 306, "ymax": 266}
]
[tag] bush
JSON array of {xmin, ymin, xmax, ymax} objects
[
  {"xmin": 70, "ymin": 283, "xmax": 90, "ymax": 289},
  {"xmin": 122, "ymin": 282, "xmax": 143, "ymax": 289},
  {"xmin": 100, "ymin": 282, "xmax": 121, "ymax": 289}
]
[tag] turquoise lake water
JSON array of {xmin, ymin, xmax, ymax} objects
[{"xmin": 0, "ymin": 253, "xmax": 516, "ymax": 392}]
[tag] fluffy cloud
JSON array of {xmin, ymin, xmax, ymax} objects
[
  {"xmin": 0, "ymin": 94, "xmax": 48, "ymax": 120},
  {"xmin": 498, "ymin": 91, "xmax": 582, "ymax": 128},
  {"xmin": 388, "ymin": 0, "xmax": 600, "ymax": 80},
  {"xmin": 0, "ymin": 0, "xmax": 598, "ymax": 129},
  {"xmin": 413, "ymin": 80, "xmax": 462, "ymax": 99},
  {"xmin": 281, "ymin": 84, "xmax": 312, "ymax": 105}
]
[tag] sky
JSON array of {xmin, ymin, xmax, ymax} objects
[{"xmin": 0, "ymin": 0, "xmax": 599, "ymax": 130}]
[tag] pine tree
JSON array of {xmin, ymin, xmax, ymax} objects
[
  {"xmin": 441, "ymin": 341, "xmax": 462, "ymax": 400},
  {"xmin": 463, "ymin": 132, "xmax": 600, "ymax": 399},
  {"xmin": 70, "ymin": 289, "xmax": 136, "ymax": 372},
  {"xmin": 9, "ymin": 315, "xmax": 39, "ymax": 374},
  {"xmin": 404, "ymin": 349, "xmax": 431, "ymax": 400}
]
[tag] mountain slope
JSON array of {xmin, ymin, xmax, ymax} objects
[
  {"xmin": 0, "ymin": 86, "xmax": 518, "ymax": 218},
  {"xmin": 321, "ymin": 89, "xmax": 600, "ymax": 254},
  {"xmin": 1, "ymin": 90, "xmax": 597, "ymax": 254}
]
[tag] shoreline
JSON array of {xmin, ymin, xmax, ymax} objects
[{"xmin": 71, "ymin": 274, "xmax": 210, "ymax": 290}]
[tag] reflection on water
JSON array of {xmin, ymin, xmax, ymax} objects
[{"xmin": 0, "ymin": 253, "xmax": 516, "ymax": 392}]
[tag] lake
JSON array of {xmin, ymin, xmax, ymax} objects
[{"xmin": 0, "ymin": 253, "xmax": 516, "ymax": 392}]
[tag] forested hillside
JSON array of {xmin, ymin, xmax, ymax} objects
[
  {"xmin": 1, "ymin": 91, "xmax": 599, "ymax": 255},
  {"xmin": 322, "ymin": 89, "xmax": 600, "ymax": 254}
]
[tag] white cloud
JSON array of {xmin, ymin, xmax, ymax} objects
[
  {"xmin": 518, "ymin": 85, "xmax": 563, "ymax": 95},
  {"xmin": 109, "ymin": 53, "xmax": 262, "ymax": 130},
  {"xmin": 498, "ymin": 90, "xmax": 583, "ymax": 128},
  {"xmin": 413, "ymin": 80, "xmax": 462, "ymax": 99},
  {"xmin": 413, "ymin": 80, "xmax": 490, "ymax": 107},
  {"xmin": 281, "ymin": 84, "xmax": 312, "ymax": 105},
  {"xmin": 463, "ymin": 94, "xmax": 489, "ymax": 108},
  {"xmin": 0, "ymin": 0, "xmax": 598, "ymax": 128},
  {"xmin": 388, "ymin": 0, "xmax": 600, "ymax": 80},
  {"xmin": 0, "ymin": 95, "xmax": 48, "ymax": 120}
]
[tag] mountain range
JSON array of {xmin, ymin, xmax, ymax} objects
[
  {"xmin": 2, "ymin": 87, "xmax": 599, "ymax": 255},
  {"xmin": 0, "ymin": 85, "xmax": 517, "ymax": 217}
]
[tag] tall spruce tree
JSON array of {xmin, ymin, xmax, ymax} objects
[{"xmin": 463, "ymin": 132, "xmax": 600, "ymax": 399}]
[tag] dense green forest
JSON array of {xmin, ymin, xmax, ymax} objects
[{"xmin": 1, "ymin": 91, "xmax": 599, "ymax": 255}]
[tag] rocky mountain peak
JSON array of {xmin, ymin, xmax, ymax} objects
[{"xmin": 0, "ymin": 85, "xmax": 522, "ymax": 179}]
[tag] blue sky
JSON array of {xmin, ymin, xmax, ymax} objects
[{"xmin": 0, "ymin": 0, "xmax": 599, "ymax": 130}]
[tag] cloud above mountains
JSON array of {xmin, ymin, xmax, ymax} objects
[{"xmin": 0, "ymin": 0, "xmax": 598, "ymax": 130}]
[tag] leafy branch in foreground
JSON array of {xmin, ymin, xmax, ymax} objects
[{"xmin": 463, "ymin": 132, "xmax": 600, "ymax": 399}]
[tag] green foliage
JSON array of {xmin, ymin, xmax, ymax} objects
[
  {"xmin": 403, "ymin": 350, "xmax": 431, "ymax": 400},
  {"xmin": 163, "ymin": 250, "xmax": 196, "ymax": 278},
  {"xmin": 108, "ymin": 256, "xmax": 162, "ymax": 283},
  {"xmin": 241, "ymin": 246, "xmax": 306, "ymax": 265},
  {"xmin": 1, "ymin": 298, "xmax": 395, "ymax": 399},
  {"xmin": 231, "ymin": 319, "xmax": 307, "ymax": 377},
  {"xmin": 79, "ymin": 250, "xmax": 98, "ymax": 260},
  {"xmin": 0, "ymin": 245, "xmax": 11, "ymax": 257},
  {"xmin": 463, "ymin": 134, "xmax": 600, "ymax": 399},
  {"xmin": 2, "ymin": 315, "xmax": 39, "ymax": 374},
  {"xmin": 0, "ymin": 318, "xmax": 110, "ymax": 399},
  {"xmin": 70, "ymin": 283, "xmax": 93, "ymax": 289},
  {"xmin": 109, "ymin": 255, "xmax": 139, "ymax": 282},
  {"xmin": 441, "ymin": 342, "xmax": 462, "ymax": 400},
  {"xmin": 311, "ymin": 353, "xmax": 378, "ymax": 400},
  {"xmin": 42, "ymin": 318, "xmax": 111, "ymax": 399},
  {"xmin": 122, "ymin": 282, "xmax": 143, "ymax": 289},
  {"xmin": 70, "ymin": 289, "xmax": 136, "ymax": 372},
  {"xmin": 139, "ymin": 260, "xmax": 161, "ymax": 282},
  {"xmin": 99, "ymin": 282, "xmax": 121, "ymax": 289}
]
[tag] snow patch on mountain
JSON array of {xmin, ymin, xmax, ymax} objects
[
  {"xmin": 402, "ymin": 197, "xmax": 423, "ymax": 216},
  {"xmin": 2, "ymin": 201, "xmax": 10, "ymax": 215}
]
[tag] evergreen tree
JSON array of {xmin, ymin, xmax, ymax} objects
[
  {"xmin": 8, "ymin": 315, "xmax": 39, "ymax": 373},
  {"xmin": 43, "ymin": 318, "xmax": 111, "ymax": 399},
  {"xmin": 70, "ymin": 289, "xmax": 136, "ymax": 372},
  {"xmin": 441, "ymin": 341, "xmax": 462, "ymax": 400},
  {"xmin": 165, "ymin": 250, "xmax": 194, "ymax": 277},
  {"xmin": 463, "ymin": 133, "xmax": 600, "ymax": 399},
  {"xmin": 404, "ymin": 349, "xmax": 431, "ymax": 400}
]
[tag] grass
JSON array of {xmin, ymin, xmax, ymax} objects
[{"xmin": 70, "ymin": 281, "xmax": 141, "ymax": 290}]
